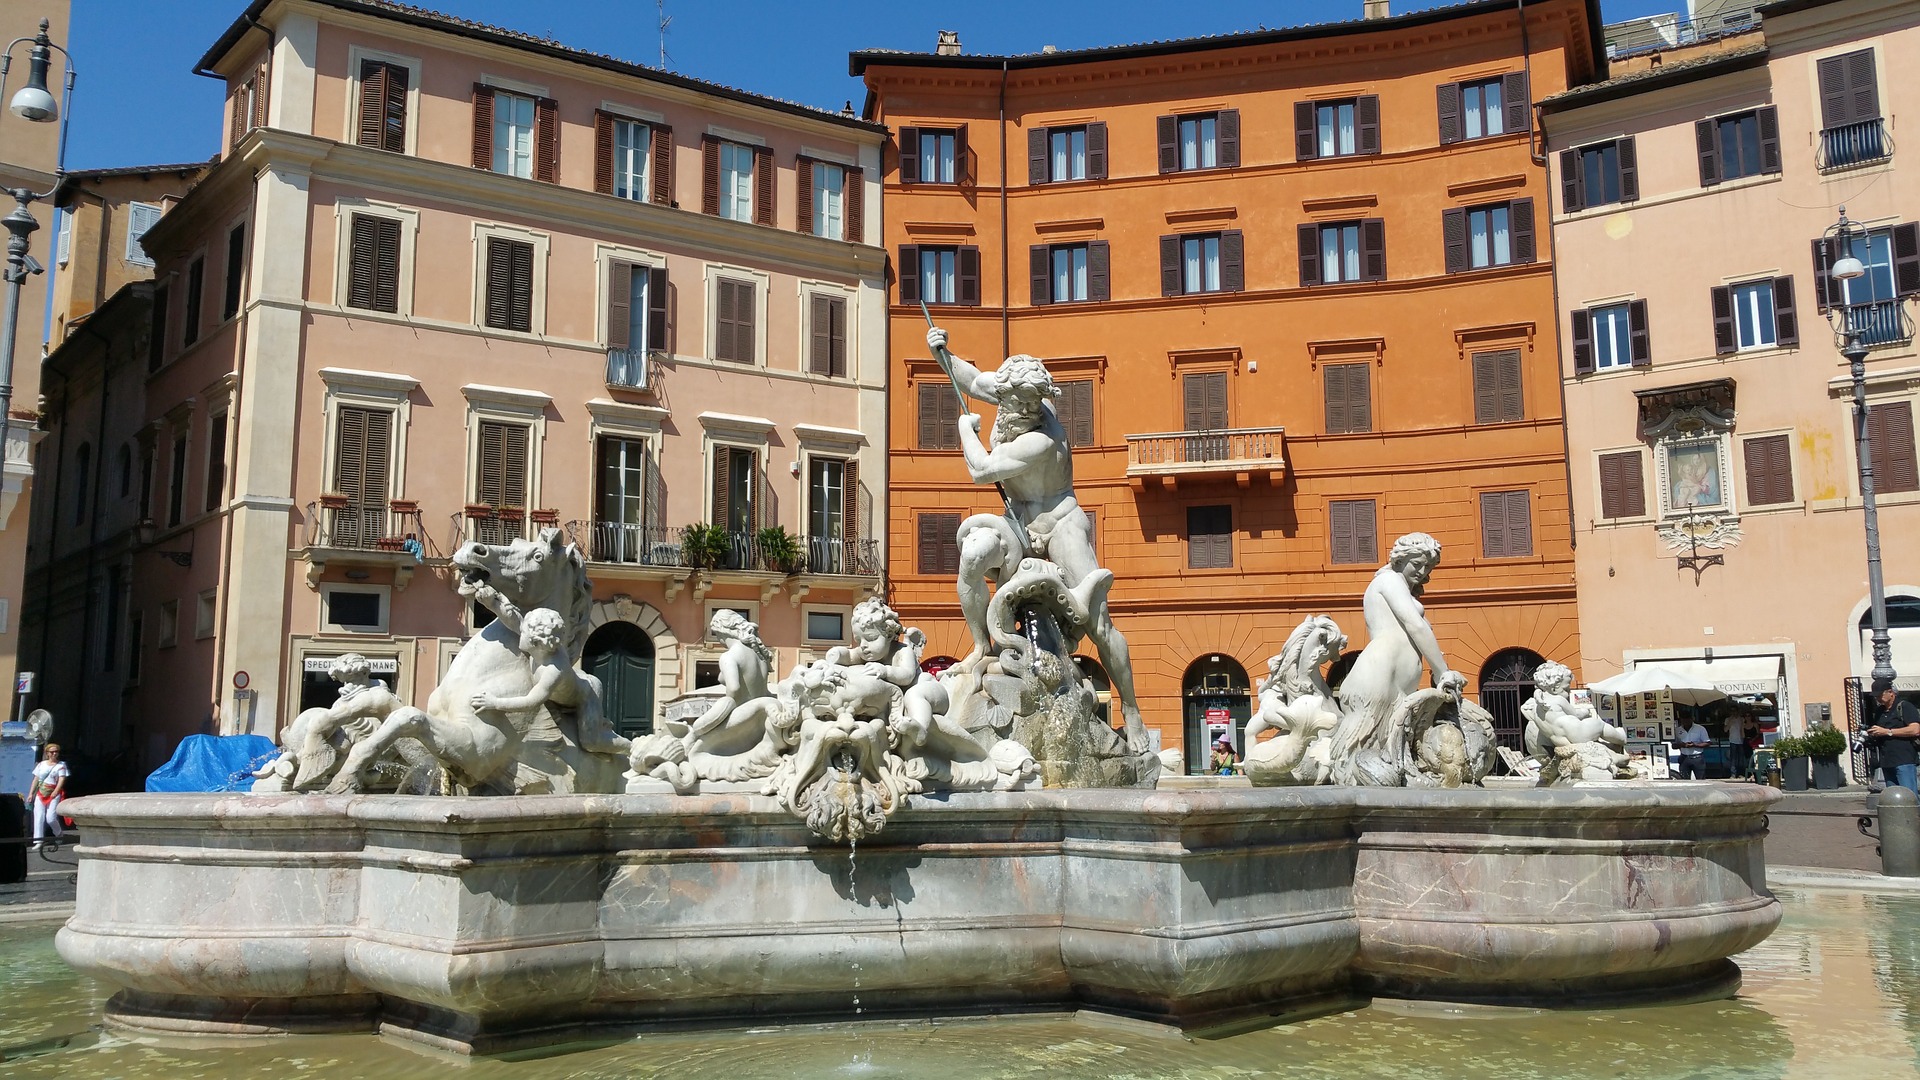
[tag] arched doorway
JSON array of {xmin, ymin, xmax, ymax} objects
[
  {"xmin": 1325, "ymin": 650, "xmax": 1362, "ymax": 694},
  {"xmin": 921, "ymin": 655, "xmax": 959, "ymax": 678},
  {"xmin": 1182, "ymin": 655, "xmax": 1251, "ymax": 775},
  {"xmin": 1073, "ymin": 655, "xmax": 1114, "ymax": 729},
  {"xmin": 1479, "ymin": 647, "xmax": 1546, "ymax": 755},
  {"xmin": 584, "ymin": 621, "xmax": 656, "ymax": 738}
]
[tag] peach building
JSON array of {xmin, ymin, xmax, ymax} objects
[
  {"xmin": 855, "ymin": 0, "xmax": 1605, "ymax": 769},
  {"xmin": 1543, "ymin": 0, "xmax": 1920, "ymax": 752},
  {"xmin": 117, "ymin": 0, "xmax": 886, "ymax": 762}
]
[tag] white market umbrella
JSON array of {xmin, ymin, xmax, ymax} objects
[{"xmin": 1588, "ymin": 665, "xmax": 1727, "ymax": 708}]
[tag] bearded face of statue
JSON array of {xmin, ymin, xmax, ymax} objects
[{"xmin": 992, "ymin": 386, "xmax": 1045, "ymax": 445}]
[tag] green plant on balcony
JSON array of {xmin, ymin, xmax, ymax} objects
[
  {"xmin": 1803, "ymin": 727, "xmax": 1847, "ymax": 758},
  {"xmin": 757, "ymin": 526, "xmax": 805, "ymax": 574},
  {"xmin": 680, "ymin": 523, "xmax": 729, "ymax": 571}
]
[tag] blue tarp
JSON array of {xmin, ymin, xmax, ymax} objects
[{"xmin": 145, "ymin": 734, "xmax": 280, "ymax": 793}]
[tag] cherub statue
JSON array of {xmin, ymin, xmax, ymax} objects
[
  {"xmin": 1523, "ymin": 660, "xmax": 1632, "ymax": 785},
  {"xmin": 469, "ymin": 608, "xmax": 620, "ymax": 759},
  {"xmin": 253, "ymin": 653, "xmax": 413, "ymax": 792},
  {"xmin": 684, "ymin": 609, "xmax": 790, "ymax": 781}
]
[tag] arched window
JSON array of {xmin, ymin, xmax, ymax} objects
[
  {"xmin": 1862, "ymin": 596, "xmax": 1920, "ymax": 629},
  {"xmin": 1182, "ymin": 654, "xmax": 1251, "ymax": 775},
  {"xmin": 1478, "ymin": 647, "xmax": 1548, "ymax": 756}
]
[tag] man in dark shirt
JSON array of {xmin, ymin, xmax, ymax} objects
[{"xmin": 1869, "ymin": 680, "xmax": 1920, "ymax": 795}]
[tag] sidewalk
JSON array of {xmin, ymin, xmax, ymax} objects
[{"xmin": 0, "ymin": 838, "xmax": 79, "ymax": 919}]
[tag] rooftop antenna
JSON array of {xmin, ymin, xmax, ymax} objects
[{"xmin": 657, "ymin": 0, "xmax": 673, "ymax": 69}]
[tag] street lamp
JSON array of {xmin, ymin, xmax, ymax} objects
[
  {"xmin": 1824, "ymin": 205, "xmax": 1898, "ymax": 693},
  {"xmin": 0, "ymin": 18, "xmax": 76, "ymax": 464}
]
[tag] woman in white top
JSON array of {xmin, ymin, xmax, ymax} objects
[{"xmin": 28, "ymin": 743, "xmax": 68, "ymax": 848}]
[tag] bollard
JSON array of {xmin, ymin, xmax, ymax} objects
[{"xmin": 1880, "ymin": 786, "xmax": 1920, "ymax": 878}]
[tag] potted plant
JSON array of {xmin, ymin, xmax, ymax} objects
[
  {"xmin": 464, "ymin": 503, "xmax": 494, "ymax": 520},
  {"xmin": 1805, "ymin": 726, "xmax": 1848, "ymax": 790},
  {"xmin": 1773, "ymin": 736, "xmax": 1809, "ymax": 791},
  {"xmin": 756, "ymin": 525, "xmax": 806, "ymax": 574},
  {"xmin": 680, "ymin": 523, "xmax": 729, "ymax": 571}
]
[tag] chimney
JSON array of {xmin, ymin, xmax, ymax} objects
[
  {"xmin": 1364, "ymin": 0, "xmax": 1390, "ymax": 18},
  {"xmin": 935, "ymin": 30, "xmax": 961, "ymax": 56}
]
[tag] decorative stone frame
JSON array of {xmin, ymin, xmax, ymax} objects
[
  {"xmin": 318, "ymin": 368, "xmax": 415, "ymax": 506},
  {"xmin": 1590, "ymin": 445, "xmax": 1654, "ymax": 525},
  {"xmin": 703, "ymin": 263, "xmax": 770, "ymax": 367},
  {"xmin": 461, "ymin": 384, "xmax": 551, "ymax": 534},
  {"xmin": 801, "ymin": 603, "xmax": 852, "ymax": 646},
  {"xmin": 588, "ymin": 595, "xmax": 681, "ymax": 729},
  {"xmin": 344, "ymin": 45, "xmax": 424, "ymax": 157},
  {"xmin": 792, "ymin": 423, "xmax": 865, "ymax": 560},
  {"xmin": 330, "ymin": 199, "xmax": 421, "ymax": 317},
  {"xmin": 318, "ymin": 582, "xmax": 391, "ymax": 636},
  {"xmin": 595, "ymin": 242, "xmax": 669, "ymax": 356},
  {"xmin": 699, "ymin": 411, "xmax": 775, "ymax": 526},
  {"xmin": 471, "ymin": 222, "xmax": 551, "ymax": 337},
  {"xmin": 1640, "ymin": 382, "xmax": 1740, "ymax": 551},
  {"xmin": 1735, "ymin": 428, "xmax": 1802, "ymax": 514},
  {"xmin": 797, "ymin": 280, "xmax": 858, "ymax": 379}
]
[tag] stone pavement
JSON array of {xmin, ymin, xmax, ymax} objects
[{"xmin": 0, "ymin": 836, "xmax": 79, "ymax": 919}]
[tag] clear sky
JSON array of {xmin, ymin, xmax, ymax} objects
[{"xmin": 51, "ymin": 0, "xmax": 1680, "ymax": 172}]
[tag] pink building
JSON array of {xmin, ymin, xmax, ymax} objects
[
  {"xmin": 128, "ymin": 0, "xmax": 887, "ymax": 760},
  {"xmin": 1544, "ymin": 0, "xmax": 1920, "ymax": 753}
]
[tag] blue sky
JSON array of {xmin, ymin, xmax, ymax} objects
[{"xmin": 55, "ymin": 0, "xmax": 1679, "ymax": 171}]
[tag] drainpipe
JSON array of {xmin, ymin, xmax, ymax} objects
[
  {"xmin": 999, "ymin": 59, "xmax": 1010, "ymax": 361},
  {"xmin": 32, "ymin": 364, "xmax": 66, "ymax": 739},
  {"xmin": 72, "ymin": 316, "xmax": 116, "ymax": 754}
]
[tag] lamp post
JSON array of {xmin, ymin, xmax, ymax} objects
[
  {"xmin": 0, "ymin": 18, "xmax": 76, "ymax": 466},
  {"xmin": 1825, "ymin": 206, "xmax": 1898, "ymax": 692}
]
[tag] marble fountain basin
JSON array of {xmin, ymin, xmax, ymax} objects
[{"xmin": 54, "ymin": 783, "xmax": 1779, "ymax": 1055}]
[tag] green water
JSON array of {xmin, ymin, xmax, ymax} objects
[{"xmin": 2, "ymin": 888, "xmax": 1916, "ymax": 1078}]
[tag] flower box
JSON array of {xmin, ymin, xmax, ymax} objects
[
  {"xmin": 529, "ymin": 509, "xmax": 560, "ymax": 525},
  {"xmin": 388, "ymin": 499, "xmax": 419, "ymax": 515},
  {"xmin": 318, "ymin": 493, "xmax": 350, "ymax": 510},
  {"xmin": 464, "ymin": 504, "xmax": 494, "ymax": 519}
]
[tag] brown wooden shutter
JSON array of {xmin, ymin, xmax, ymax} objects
[
  {"xmin": 478, "ymin": 421, "xmax": 528, "ymax": 510},
  {"xmin": 471, "ymin": 84, "xmax": 494, "ymax": 169},
  {"xmin": 1324, "ymin": 364, "xmax": 1349, "ymax": 433},
  {"xmin": 918, "ymin": 512, "xmax": 961, "ymax": 575},
  {"xmin": 1812, "ymin": 237, "xmax": 1836, "ymax": 312},
  {"xmin": 1711, "ymin": 285, "xmax": 1736, "ymax": 355},
  {"xmin": 809, "ymin": 292, "xmax": 832, "ymax": 374},
  {"xmin": 1756, "ymin": 105, "xmax": 1780, "ymax": 174},
  {"xmin": 957, "ymin": 246, "xmax": 981, "ymax": 306},
  {"xmin": 1221, "ymin": 230, "xmax": 1245, "ymax": 292},
  {"xmin": 795, "ymin": 156, "xmax": 814, "ymax": 234},
  {"xmin": 1218, "ymin": 109, "xmax": 1239, "ymax": 168},
  {"xmin": 1028, "ymin": 125, "xmax": 1048, "ymax": 184},
  {"xmin": 253, "ymin": 64, "xmax": 270, "ymax": 128},
  {"xmin": 1773, "ymin": 276, "xmax": 1798, "ymax": 347},
  {"xmin": 1628, "ymin": 299, "xmax": 1651, "ymax": 367},
  {"xmin": 533, "ymin": 97, "xmax": 559, "ymax": 183},
  {"xmin": 842, "ymin": 458, "xmax": 861, "ymax": 545},
  {"xmin": 1086, "ymin": 122, "xmax": 1108, "ymax": 180},
  {"xmin": 1472, "ymin": 350, "xmax": 1522, "ymax": 424},
  {"xmin": 711, "ymin": 445, "xmax": 732, "ymax": 527},
  {"xmin": 918, "ymin": 383, "xmax": 958, "ymax": 449},
  {"xmin": 484, "ymin": 239, "xmax": 510, "ymax": 328},
  {"xmin": 593, "ymin": 110, "xmax": 615, "ymax": 193},
  {"xmin": 1443, "ymin": 208, "xmax": 1467, "ymax": 274},
  {"xmin": 1030, "ymin": 244, "xmax": 1051, "ymax": 306},
  {"xmin": 1743, "ymin": 434, "xmax": 1794, "ymax": 506},
  {"xmin": 737, "ymin": 279, "xmax": 757, "ymax": 361},
  {"xmin": 1895, "ymin": 223, "xmax": 1920, "ymax": 296},
  {"xmin": 1329, "ymin": 500, "xmax": 1353, "ymax": 564},
  {"xmin": 348, "ymin": 214, "xmax": 379, "ymax": 310},
  {"xmin": 1504, "ymin": 491, "xmax": 1532, "ymax": 555},
  {"xmin": 1157, "ymin": 115, "xmax": 1178, "ymax": 172},
  {"xmin": 897, "ymin": 127, "xmax": 920, "ymax": 184},
  {"xmin": 1346, "ymin": 364, "xmax": 1372, "ymax": 432},
  {"xmin": 1088, "ymin": 240, "xmax": 1110, "ymax": 302},
  {"xmin": 1818, "ymin": 54, "xmax": 1847, "ymax": 127},
  {"xmin": 1695, "ymin": 117, "xmax": 1720, "ymax": 186},
  {"xmin": 1160, "ymin": 235, "xmax": 1182, "ymax": 295},
  {"xmin": 1298, "ymin": 223, "xmax": 1321, "ymax": 286},
  {"xmin": 1572, "ymin": 309, "xmax": 1593, "ymax": 374},
  {"xmin": 357, "ymin": 60, "xmax": 388, "ymax": 148},
  {"xmin": 650, "ymin": 124, "xmax": 673, "ymax": 204},
  {"xmin": 1357, "ymin": 95, "xmax": 1381, "ymax": 154},
  {"xmin": 372, "ymin": 217, "xmax": 400, "ymax": 312},
  {"xmin": 1503, "ymin": 72, "xmax": 1529, "ymax": 134},
  {"xmin": 229, "ymin": 85, "xmax": 246, "ymax": 149},
  {"xmin": 1187, "ymin": 505, "xmax": 1231, "ymax": 569},
  {"xmin": 1294, "ymin": 100, "xmax": 1317, "ymax": 160},
  {"xmin": 510, "ymin": 239, "xmax": 533, "ymax": 332},
  {"xmin": 1498, "ymin": 349, "xmax": 1523, "ymax": 422},
  {"xmin": 953, "ymin": 125, "xmax": 969, "ymax": 183},
  {"xmin": 1481, "ymin": 491, "xmax": 1508, "ymax": 558},
  {"xmin": 1329, "ymin": 500, "xmax": 1376, "ymax": 564},
  {"xmin": 1870, "ymin": 400, "xmax": 1919, "ymax": 493},
  {"xmin": 1847, "ymin": 48, "xmax": 1880, "ymax": 124},
  {"xmin": 1361, "ymin": 218, "xmax": 1386, "ymax": 281},
  {"xmin": 1181, "ymin": 371, "xmax": 1228, "ymax": 431},
  {"xmin": 701, "ymin": 136, "xmax": 720, "ymax": 215},
  {"xmin": 898, "ymin": 244, "xmax": 921, "ymax": 304},
  {"xmin": 380, "ymin": 64, "xmax": 407, "ymax": 152},
  {"xmin": 1560, "ymin": 148, "xmax": 1582, "ymax": 214},
  {"xmin": 1437, "ymin": 82, "xmax": 1461, "ymax": 145},
  {"xmin": 1511, "ymin": 198, "xmax": 1535, "ymax": 264},
  {"xmin": 1617, "ymin": 136, "xmax": 1639, "ymax": 202},
  {"xmin": 1598, "ymin": 451, "xmax": 1645, "ymax": 519},
  {"xmin": 1058, "ymin": 379, "xmax": 1094, "ymax": 447},
  {"xmin": 607, "ymin": 261, "xmax": 632, "ymax": 349},
  {"xmin": 335, "ymin": 405, "xmax": 366, "ymax": 502},
  {"xmin": 754, "ymin": 147, "xmax": 775, "ymax": 226},
  {"xmin": 647, "ymin": 265, "xmax": 669, "ymax": 351},
  {"xmin": 844, "ymin": 168, "xmax": 864, "ymax": 243}
]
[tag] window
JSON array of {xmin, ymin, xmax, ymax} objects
[
  {"xmin": 323, "ymin": 587, "xmax": 386, "ymax": 634},
  {"xmin": 196, "ymin": 590, "xmax": 218, "ymax": 639},
  {"xmin": 1444, "ymin": 200, "xmax": 1535, "ymax": 273},
  {"xmin": 1561, "ymin": 138, "xmax": 1637, "ymax": 213},
  {"xmin": 1323, "ymin": 363, "xmax": 1372, "ymax": 434},
  {"xmin": 1054, "ymin": 379, "xmax": 1094, "ymax": 447},
  {"xmin": 55, "ymin": 207, "xmax": 70, "ymax": 266},
  {"xmin": 719, "ymin": 140, "xmax": 756, "ymax": 222},
  {"xmin": 1438, "ymin": 72, "xmax": 1527, "ymax": 145},
  {"xmin": 1742, "ymin": 434, "xmax": 1795, "ymax": 507},
  {"xmin": 222, "ymin": 222, "xmax": 246, "ymax": 320},
  {"xmin": 72, "ymin": 443, "xmax": 89, "ymax": 526},
  {"xmin": 811, "ymin": 161, "xmax": 844, "ymax": 240},
  {"xmin": 483, "ymin": 236, "xmax": 534, "ymax": 333},
  {"xmin": 182, "ymin": 257, "xmax": 204, "ymax": 347},
  {"xmin": 1186, "ymin": 505, "xmax": 1233, "ymax": 569},
  {"xmin": 1816, "ymin": 49, "xmax": 1886, "ymax": 169},
  {"xmin": 1182, "ymin": 371, "xmax": 1228, "ymax": 432},
  {"xmin": 712, "ymin": 276, "xmax": 757, "ymax": 363},
  {"xmin": 1713, "ymin": 278, "xmax": 1797, "ymax": 354},
  {"xmin": 204, "ymin": 411, "xmax": 227, "ymax": 511},
  {"xmin": 147, "ymin": 283, "xmax": 168, "ymax": 371},
  {"xmin": 898, "ymin": 244, "xmax": 981, "ymax": 306},
  {"xmin": 809, "ymin": 293, "xmax": 847, "ymax": 377},
  {"xmin": 167, "ymin": 431, "xmax": 188, "ymax": 527},
  {"xmin": 710, "ymin": 444, "xmax": 759, "ymax": 537},
  {"xmin": 1158, "ymin": 110, "xmax": 1239, "ymax": 172},
  {"xmin": 1814, "ymin": 224, "xmax": 1919, "ymax": 346},
  {"xmin": 1697, "ymin": 107, "xmax": 1779, "ymax": 185},
  {"xmin": 607, "ymin": 261, "xmax": 667, "ymax": 383},
  {"xmin": 126, "ymin": 202, "xmax": 161, "ymax": 267},
  {"xmin": 491, "ymin": 90, "xmax": 537, "ymax": 178},
  {"xmin": 1031, "ymin": 241, "xmax": 1110, "ymax": 305},
  {"xmin": 595, "ymin": 110, "xmax": 670, "ymax": 203},
  {"xmin": 355, "ymin": 58, "xmax": 409, "ymax": 153},
  {"xmin": 1868, "ymin": 400, "xmax": 1918, "ymax": 494},
  {"xmin": 1027, "ymin": 123, "xmax": 1107, "ymax": 183},
  {"xmin": 1159, "ymin": 231, "xmax": 1243, "ymax": 296},
  {"xmin": 613, "ymin": 118, "xmax": 649, "ymax": 200},
  {"xmin": 157, "ymin": 599, "xmax": 179, "ymax": 648},
  {"xmin": 917, "ymin": 513, "xmax": 961, "ymax": 576},
  {"xmin": 900, "ymin": 126, "xmax": 965, "ymax": 185},
  {"xmin": 347, "ymin": 214, "xmax": 402, "ymax": 313},
  {"xmin": 1572, "ymin": 300, "xmax": 1649, "ymax": 373},
  {"xmin": 1471, "ymin": 349, "xmax": 1523, "ymax": 425},
  {"xmin": 1480, "ymin": 490, "xmax": 1533, "ymax": 558},
  {"xmin": 595, "ymin": 435, "xmax": 650, "ymax": 561},
  {"xmin": 474, "ymin": 420, "xmax": 530, "ymax": 542},
  {"xmin": 695, "ymin": 660, "xmax": 722, "ymax": 688},
  {"xmin": 918, "ymin": 383, "xmax": 959, "ymax": 449},
  {"xmin": 332, "ymin": 406, "xmax": 392, "ymax": 548},
  {"xmin": 1295, "ymin": 96, "xmax": 1378, "ymax": 160},
  {"xmin": 806, "ymin": 610, "xmax": 847, "ymax": 643},
  {"xmin": 1298, "ymin": 220, "xmax": 1385, "ymax": 285},
  {"xmin": 808, "ymin": 456, "xmax": 850, "ymax": 547},
  {"xmin": 228, "ymin": 62, "xmax": 267, "ymax": 148},
  {"xmin": 1328, "ymin": 499, "xmax": 1378, "ymax": 565},
  {"xmin": 1597, "ymin": 451, "xmax": 1646, "ymax": 519}
]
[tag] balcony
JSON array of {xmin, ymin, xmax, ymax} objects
[
  {"xmin": 566, "ymin": 521, "xmax": 880, "ymax": 602},
  {"xmin": 1125, "ymin": 427, "xmax": 1285, "ymax": 489},
  {"xmin": 300, "ymin": 496, "xmax": 427, "ymax": 589},
  {"xmin": 1845, "ymin": 298, "xmax": 1916, "ymax": 348},
  {"xmin": 1818, "ymin": 118, "xmax": 1892, "ymax": 173}
]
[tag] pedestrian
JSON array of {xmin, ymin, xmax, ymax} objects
[
  {"xmin": 27, "ymin": 743, "xmax": 68, "ymax": 850},
  {"xmin": 1726, "ymin": 708, "xmax": 1753, "ymax": 781},
  {"xmin": 1674, "ymin": 716, "xmax": 1710, "ymax": 780},
  {"xmin": 1211, "ymin": 736, "xmax": 1239, "ymax": 776},
  {"xmin": 1868, "ymin": 680, "xmax": 1920, "ymax": 795}
]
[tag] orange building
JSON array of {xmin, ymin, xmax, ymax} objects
[{"xmin": 855, "ymin": 0, "xmax": 1606, "ymax": 769}]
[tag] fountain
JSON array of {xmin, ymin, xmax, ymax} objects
[{"xmin": 52, "ymin": 329, "xmax": 1780, "ymax": 1055}]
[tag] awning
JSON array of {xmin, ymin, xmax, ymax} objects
[{"xmin": 1638, "ymin": 656, "xmax": 1781, "ymax": 695}]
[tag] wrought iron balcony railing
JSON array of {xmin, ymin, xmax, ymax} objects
[
  {"xmin": 304, "ymin": 497, "xmax": 424, "ymax": 553},
  {"xmin": 565, "ymin": 521, "xmax": 881, "ymax": 577},
  {"xmin": 1818, "ymin": 118, "xmax": 1892, "ymax": 173},
  {"xmin": 1845, "ymin": 298, "xmax": 1916, "ymax": 348}
]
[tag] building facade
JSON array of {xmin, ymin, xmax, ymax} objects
[
  {"xmin": 1544, "ymin": 0, "xmax": 1920, "ymax": 749},
  {"xmin": 856, "ymin": 0, "xmax": 1604, "ymax": 769},
  {"xmin": 119, "ymin": 0, "xmax": 886, "ymax": 765}
]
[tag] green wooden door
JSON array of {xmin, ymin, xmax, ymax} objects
[{"xmin": 584, "ymin": 622, "xmax": 655, "ymax": 738}]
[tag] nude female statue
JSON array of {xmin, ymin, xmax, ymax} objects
[{"xmin": 1328, "ymin": 532, "xmax": 1458, "ymax": 764}]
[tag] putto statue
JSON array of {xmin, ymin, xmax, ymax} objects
[
  {"xmin": 1522, "ymin": 661, "xmax": 1635, "ymax": 785},
  {"xmin": 1243, "ymin": 616, "xmax": 1347, "ymax": 786}
]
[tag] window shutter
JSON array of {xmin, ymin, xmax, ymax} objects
[
  {"xmin": 1205, "ymin": 370, "xmax": 1228, "ymax": 430},
  {"xmin": 1442, "ymin": 208, "xmax": 1467, "ymax": 274},
  {"xmin": 1628, "ymin": 299, "xmax": 1651, "ymax": 367},
  {"xmin": 1847, "ymin": 48, "xmax": 1880, "ymax": 124},
  {"xmin": 1356, "ymin": 500, "xmax": 1378, "ymax": 563},
  {"xmin": 1510, "ymin": 198, "xmax": 1536, "ymax": 263},
  {"xmin": 335, "ymin": 406, "xmax": 367, "ymax": 505},
  {"xmin": 1744, "ymin": 434, "xmax": 1793, "ymax": 506},
  {"xmin": 952, "ymin": 125, "xmax": 969, "ymax": 183},
  {"xmin": 372, "ymin": 217, "xmax": 399, "ymax": 312},
  {"xmin": 1161, "ymin": 235, "xmax": 1182, "ymax": 296},
  {"xmin": 711, "ymin": 445, "xmax": 731, "ymax": 528},
  {"xmin": 1895, "ymin": 223, "xmax": 1920, "ymax": 297},
  {"xmin": 357, "ymin": 60, "xmax": 388, "ymax": 148},
  {"xmin": 1695, "ymin": 118, "xmax": 1720, "ymax": 186},
  {"xmin": 534, "ymin": 97, "xmax": 559, "ymax": 183},
  {"xmin": 1295, "ymin": 101, "xmax": 1317, "ymax": 160},
  {"xmin": 1221, "ymin": 229, "xmax": 1245, "ymax": 292},
  {"xmin": 362, "ymin": 409, "xmax": 392, "ymax": 511},
  {"xmin": 1088, "ymin": 240, "xmax": 1110, "ymax": 302},
  {"xmin": 1481, "ymin": 491, "xmax": 1508, "ymax": 558},
  {"xmin": 593, "ymin": 110, "xmax": 615, "ymax": 193},
  {"xmin": 754, "ymin": 147, "xmax": 775, "ymax": 226},
  {"xmin": 1503, "ymin": 71, "xmax": 1529, "ymax": 135},
  {"xmin": 1711, "ymin": 285, "xmax": 1735, "ymax": 355},
  {"xmin": 919, "ymin": 383, "xmax": 957, "ymax": 449},
  {"xmin": 1324, "ymin": 364, "xmax": 1349, "ymax": 433},
  {"xmin": 1218, "ymin": 109, "xmax": 1240, "ymax": 168},
  {"xmin": 1505, "ymin": 491, "xmax": 1532, "ymax": 556},
  {"xmin": 1560, "ymin": 148, "xmax": 1582, "ymax": 214},
  {"xmin": 485, "ymin": 238, "xmax": 512, "ymax": 328},
  {"xmin": 471, "ymin": 84, "xmax": 494, "ymax": 169},
  {"xmin": 1870, "ymin": 401, "xmax": 1919, "ymax": 493},
  {"xmin": 1357, "ymin": 95, "xmax": 1381, "ymax": 155},
  {"xmin": 1028, "ymin": 126, "xmax": 1048, "ymax": 184},
  {"xmin": 957, "ymin": 246, "xmax": 981, "ymax": 306},
  {"xmin": 1500, "ymin": 349, "xmax": 1524, "ymax": 422},
  {"xmin": 379, "ymin": 63, "xmax": 407, "ymax": 153},
  {"xmin": 1817, "ymin": 55, "xmax": 1848, "ymax": 128},
  {"xmin": 1030, "ymin": 244, "xmax": 1051, "ymax": 306},
  {"xmin": 845, "ymin": 168, "xmax": 864, "ymax": 243},
  {"xmin": 1157, "ymin": 115, "xmax": 1178, "ymax": 172},
  {"xmin": 647, "ymin": 266, "xmax": 669, "ymax": 351},
  {"xmin": 348, "ymin": 215, "xmax": 379, "ymax": 310},
  {"xmin": 842, "ymin": 458, "xmax": 861, "ymax": 545},
  {"xmin": 1361, "ymin": 218, "xmax": 1386, "ymax": 281},
  {"xmin": 701, "ymin": 136, "xmax": 720, "ymax": 215},
  {"xmin": 917, "ymin": 513, "xmax": 937, "ymax": 575},
  {"xmin": 1572, "ymin": 309, "xmax": 1593, "ymax": 374},
  {"xmin": 1758, "ymin": 106, "xmax": 1781, "ymax": 174},
  {"xmin": 1298, "ymin": 223, "xmax": 1321, "ymax": 287},
  {"xmin": 1183, "ymin": 372, "xmax": 1207, "ymax": 432},
  {"xmin": 1773, "ymin": 276, "xmax": 1798, "ymax": 347},
  {"xmin": 918, "ymin": 512, "xmax": 961, "ymax": 575},
  {"xmin": 810, "ymin": 292, "xmax": 832, "ymax": 374},
  {"xmin": 898, "ymin": 245, "xmax": 921, "ymax": 304},
  {"xmin": 510, "ymin": 239, "xmax": 533, "ymax": 332},
  {"xmin": 897, "ymin": 127, "xmax": 920, "ymax": 184},
  {"xmin": 1472, "ymin": 353, "xmax": 1500, "ymax": 425},
  {"xmin": 1811, "ymin": 237, "xmax": 1835, "ymax": 312},
  {"xmin": 828, "ymin": 294, "xmax": 846, "ymax": 377},
  {"xmin": 650, "ymin": 124, "xmax": 673, "ymax": 205},
  {"xmin": 254, "ymin": 64, "xmax": 270, "ymax": 128},
  {"xmin": 1329, "ymin": 500, "xmax": 1354, "ymax": 564},
  {"xmin": 1086, "ymin": 122, "xmax": 1108, "ymax": 180},
  {"xmin": 229, "ymin": 85, "xmax": 247, "ymax": 149},
  {"xmin": 1599, "ymin": 451, "xmax": 1644, "ymax": 518},
  {"xmin": 1347, "ymin": 364, "xmax": 1372, "ymax": 432},
  {"xmin": 796, "ymin": 156, "xmax": 814, "ymax": 234},
  {"xmin": 1617, "ymin": 136, "xmax": 1639, "ymax": 202},
  {"xmin": 608, "ymin": 261, "xmax": 632, "ymax": 350},
  {"xmin": 1437, "ymin": 82, "xmax": 1461, "ymax": 145},
  {"xmin": 1057, "ymin": 379, "xmax": 1094, "ymax": 447}
]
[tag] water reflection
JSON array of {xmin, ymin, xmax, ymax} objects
[{"xmin": 5, "ymin": 888, "xmax": 1918, "ymax": 1079}]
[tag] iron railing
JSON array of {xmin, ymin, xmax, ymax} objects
[
  {"xmin": 1844, "ymin": 298, "xmax": 1915, "ymax": 348},
  {"xmin": 565, "ymin": 521, "xmax": 880, "ymax": 576},
  {"xmin": 464, "ymin": 509, "xmax": 541, "ymax": 546},
  {"xmin": 1818, "ymin": 118, "xmax": 1892, "ymax": 173},
  {"xmin": 1603, "ymin": 6, "xmax": 1759, "ymax": 59},
  {"xmin": 305, "ymin": 499, "xmax": 424, "ymax": 552},
  {"xmin": 1126, "ymin": 426, "xmax": 1285, "ymax": 476}
]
